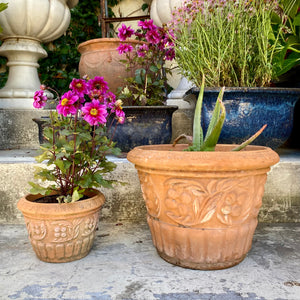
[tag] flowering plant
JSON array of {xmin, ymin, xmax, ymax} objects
[
  {"xmin": 116, "ymin": 19, "xmax": 175, "ymax": 106},
  {"xmin": 30, "ymin": 76, "xmax": 125, "ymax": 203},
  {"xmin": 170, "ymin": 0, "xmax": 279, "ymax": 87}
]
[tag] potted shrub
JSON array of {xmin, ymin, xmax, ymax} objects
[
  {"xmin": 127, "ymin": 76, "xmax": 279, "ymax": 270},
  {"xmin": 17, "ymin": 76, "xmax": 125, "ymax": 263},
  {"xmin": 107, "ymin": 20, "xmax": 178, "ymax": 152},
  {"xmin": 77, "ymin": 0, "xmax": 142, "ymax": 94},
  {"xmin": 168, "ymin": 0, "xmax": 300, "ymax": 149}
]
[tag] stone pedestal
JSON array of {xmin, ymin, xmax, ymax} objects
[
  {"xmin": 0, "ymin": 0, "xmax": 78, "ymax": 109},
  {"xmin": 0, "ymin": 110, "xmax": 51, "ymax": 150}
]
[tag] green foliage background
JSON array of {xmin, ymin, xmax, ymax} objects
[{"xmin": 0, "ymin": 0, "xmax": 121, "ymax": 93}]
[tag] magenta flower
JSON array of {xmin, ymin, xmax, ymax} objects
[
  {"xmin": 33, "ymin": 90, "xmax": 47, "ymax": 109},
  {"xmin": 118, "ymin": 24, "xmax": 135, "ymax": 41},
  {"xmin": 115, "ymin": 108, "xmax": 125, "ymax": 118},
  {"xmin": 117, "ymin": 116, "xmax": 125, "ymax": 124},
  {"xmin": 137, "ymin": 44, "xmax": 149, "ymax": 57},
  {"xmin": 138, "ymin": 19, "xmax": 157, "ymax": 31},
  {"xmin": 146, "ymin": 29, "xmax": 161, "ymax": 44},
  {"xmin": 69, "ymin": 78, "xmax": 88, "ymax": 97},
  {"xmin": 56, "ymin": 91, "xmax": 78, "ymax": 116},
  {"xmin": 105, "ymin": 91, "xmax": 116, "ymax": 108},
  {"xmin": 117, "ymin": 43, "xmax": 134, "ymax": 54},
  {"xmin": 165, "ymin": 48, "xmax": 176, "ymax": 61},
  {"xmin": 82, "ymin": 99, "xmax": 108, "ymax": 126},
  {"xmin": 88, "ymin": 89, "xmax": 102, "ymax": 101},
  {"xmin": 87, "ymin": 76, "xmax": 109, "ymax": 94}
]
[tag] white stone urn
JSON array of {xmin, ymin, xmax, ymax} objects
[
  {"xmin": 150, "ymin": 0, "xmax": 183, "ymax": 27},
  {"xmin": 0, "ymin": 0, "xmax": 78, "ymax": 109}
]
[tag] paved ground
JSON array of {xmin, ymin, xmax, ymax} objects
[{"xmin": 0, "ymin": 222, "xmax": 300, "ymax": 300}]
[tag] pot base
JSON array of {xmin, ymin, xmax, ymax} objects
[{"xmin": 157, "ymin": 250, "xmax": 246, "ymax": 270}]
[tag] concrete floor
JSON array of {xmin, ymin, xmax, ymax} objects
[{"xmin": 0, "ymin": 222, "xmax": 299, "ymax": 300}]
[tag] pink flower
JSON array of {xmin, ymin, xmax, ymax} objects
[
  {"xmin": 118, "ymin": 24, "xmax": 135, "ymax": 41},
  {"xmin": 88, "ymin": 89, "xmax": 102, "ymax": 101},
  {"xmin": 137, "ymin": 44, "xmax": 149, "ymax": 57},
  {"xmin": 138, "ymin": 19, "xmax": 157, "ymax": 31},
  {"xmin": 165, "ymin": 48, "xmax": 176, "ymax": 61},
  {"xmin": 146, "ymin": 29, "xmax": 161, "ymax": 44},
  {"xmin": 33, "ymin": 90, "xmax": 47, "ymax": 109},
  {"xmin": 82, "ymin": 100, "xmax": 108, "ymax": 126},
  {"xmin": 56, "ymin": 91, "xmax": 78, "ymax": 116},
  {"xmin": 87, "ymin": 77, "xmax": 109, "ymax": 94},
  {"xmin": 117, "ymin": 43, "xmax": 134, "ymax": 54},
  {"xmin": 115, "ymin": 108, "xmax": 125, "ymax": 118},
  {"xmin": 117, "ymin": 116, "xmax": 125, "ymax": 124},
  {"xmin": 105, "ymin": 91, "xmax": 116, "ymax": 108},
  {"xmin": 69, "ymin": 78, "xmax": 88, "ymax": 97}
]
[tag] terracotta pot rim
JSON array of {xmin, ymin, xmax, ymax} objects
[
  {"xmin": 127, "ymin": 144, "xmax": 280, "ymax": 171},
  {"xmin": 17, "ymin": 189, "xmax": 105, "ymax": 218},
  {"xmin": 78, "ymin": 38, "xmax": 144, "ymax": 51}
]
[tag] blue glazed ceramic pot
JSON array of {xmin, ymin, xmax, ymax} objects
[
  {"xmin": 109, "ymin": 105, "xmax": 178, "ymax": 153},
  {"xmin": 188, "ymin": 87, "xmax": 300, "ymax": 149}
]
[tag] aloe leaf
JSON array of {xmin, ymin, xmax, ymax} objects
[
  {"xmin": 231, "ymin": 124, "xmax": 267, "ymax": 151},
  {"xmin": 205, "ymin": 87, "xmax": 225, "ymax": 139},
  {"xmin": 192, "ymin": 75, "xmax": 205, "ymax": 151},
  {"xmin": 200, "ymin": 91, "xmax": 226, "ymax": 151}
]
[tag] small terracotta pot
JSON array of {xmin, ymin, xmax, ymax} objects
[
  {"xmin": 127, "ymin": 144, "xmax": 280, "ymax": 270},
  {"xmin": 78, "ymin": 38, "xmax": 143, "ymax": 93},
  {"xmin": 17, "ymin": 189, "xmax": 104, "ymax": 263}
]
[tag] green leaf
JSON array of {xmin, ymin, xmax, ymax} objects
[
  {"xmin": 191, "ymin": 75, "xmax": 205, "ymax": 151},
  {"xmin": 54, "ymin": 159, "xmax": 66, "ymax": 173},
  {"xmin": 71, "ymin": 189, "xmax": 81, "ymax": 202},
  {"xmin": 150, "ymin": 65, "xmax": 159, "ymax": 73},
  {"xmin": 200, "ymin": 87, "xmax": 226, "ymax": 151},
  {"xmin": 28, "ymin": 182, "xmax": 49, "ymax": 195},
  {"xmin": 35, "ymin": 151, "xmax": 50, "ymax": 163}
]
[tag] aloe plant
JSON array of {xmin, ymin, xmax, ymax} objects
[{"xmin": 173, "ymin": 76, "xmax": 266, "ymax": 151}]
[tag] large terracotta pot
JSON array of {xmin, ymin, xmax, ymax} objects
[
  {"xmin": 127, "ymin": 144, "xmax": 279, "ymax": 270},
  {"xmin": 17, "ymin": 189, "xmax": 104, "ymax": 263},
  {"xmin": 78, "ymin": 38, "xmax": 143, "ymax": 93}
]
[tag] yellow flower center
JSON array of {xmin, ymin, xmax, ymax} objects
[
  {"xmin": 76, "ymin": 83, "xmax": 82, "ymax": 88},
  {"xmin": 90, "ymin": 108, "xmax": 98, "ymax": 116},
  {"xmin": 61, "ymin": 98, "xmax": 69, "ymax": 106}
]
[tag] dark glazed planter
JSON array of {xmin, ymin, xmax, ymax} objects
[
  {"xmin": 109, "ymin": 106, "xmax": 178, "ymax": 153},
  {"xmin": 188, "ymin": 87, "xmax": 300, "ymax": 149}
]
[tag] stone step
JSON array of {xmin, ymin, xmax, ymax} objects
[{"xmin": 0, "ymin": 148, "xmax": 299, "ymax": 224}]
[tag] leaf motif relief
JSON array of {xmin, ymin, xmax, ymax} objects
[
  {"xmin": 164, "ymin": 179, "xmax": 212, "ymax": 227},
  {"xmin": 27, "ymin": 221, "xmax": 47, "ymax": 241},
  {"xmin": 82, "ymin": 215, "xmax": 98, "ymax": 237},
  {"xmin": 139, "ymin": 172, "xmax": 161, "ymax": 218}
]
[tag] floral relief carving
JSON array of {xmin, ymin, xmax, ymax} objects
[
  {"xmin": 26, "ymin": 221, "xmax": 47, "ymax": 241},
  {"xmin": 138, "ymin": 171, "xmax": 161, "ymax": 218},
  {"xmin": 164, "ymin": 176, "xmax": 265, "ymax": 227},
  {"xmin": 50, "ymin": 219, "xmax": 81, "ymax": 243},
  {"xmin": 82, "ymin": 214, "xmax": 99, "ymax": 237}
]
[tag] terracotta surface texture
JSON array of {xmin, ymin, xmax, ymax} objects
[
  {"xmin": 17, "ymin": 189, "xmax": 105, "ymax": 263},
  {"xmin": 127, "ymin": 144, "xmax": 280, "ymax": 269},
  {"xmin": 78, "ymin": 38, "xmax": 143, "ymax": 93}
]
